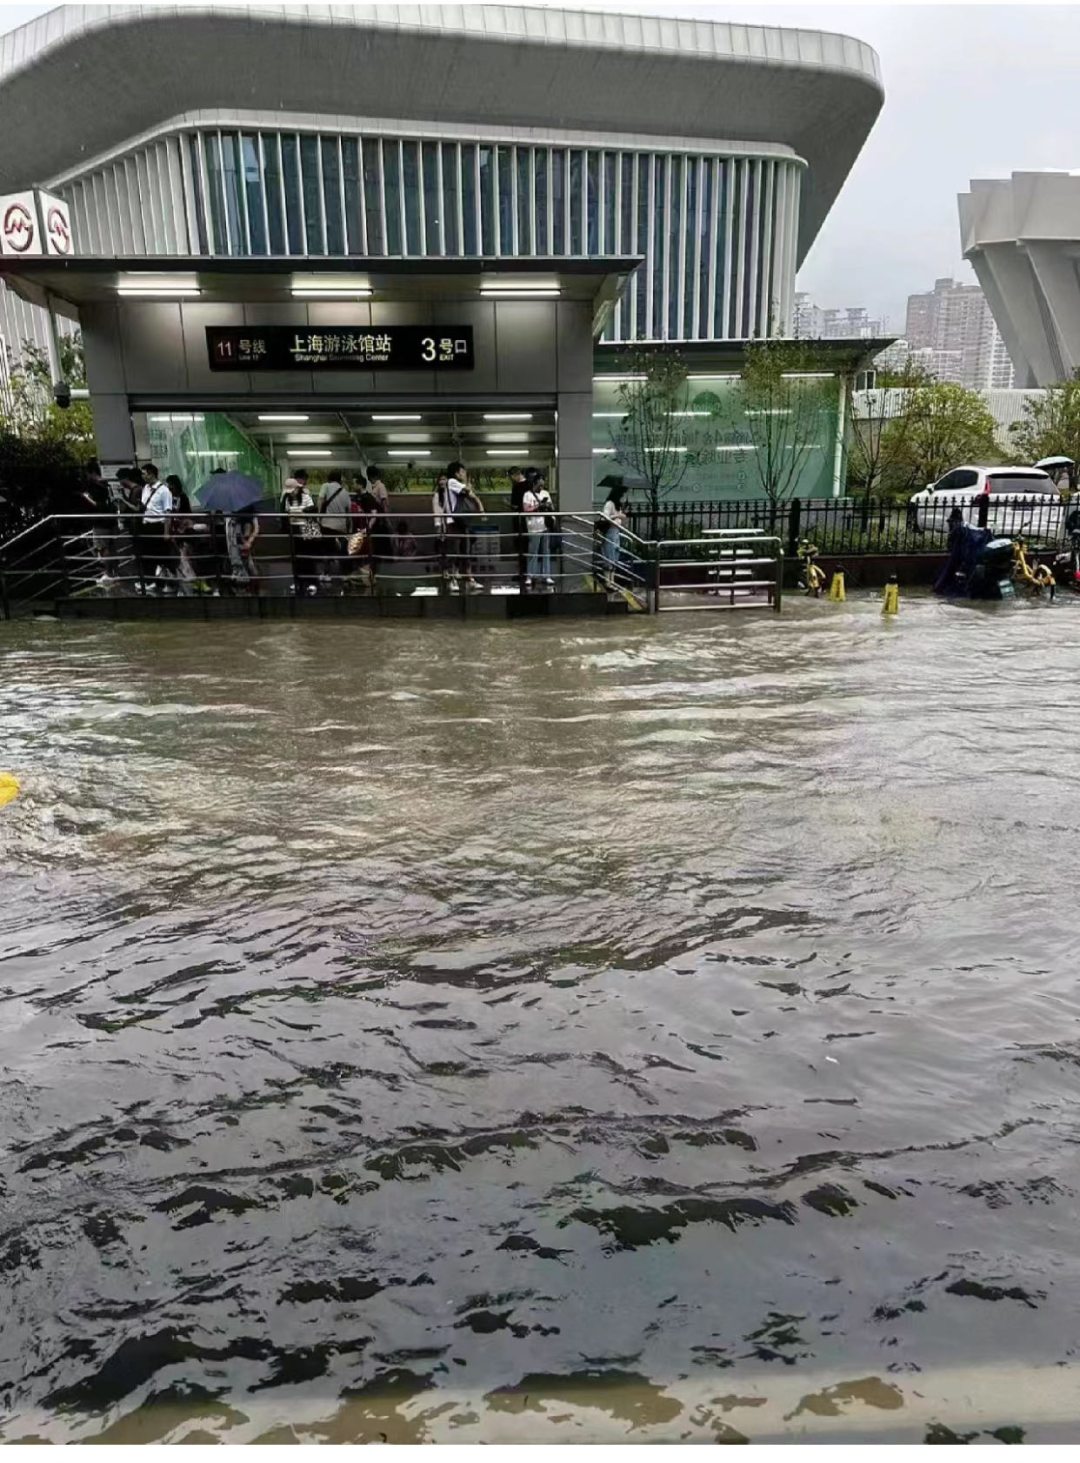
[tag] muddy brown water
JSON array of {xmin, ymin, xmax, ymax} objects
[{"xmin": 2, "ymin": 595, "xmax": 1080, "ymax": 1443}]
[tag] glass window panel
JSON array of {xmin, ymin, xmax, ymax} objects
[
  {"xmin": 342, "ymin": 136, "xmax": 362, "ymax": 253},
  {"xmin": 669, "ymin": 155, "xmax": 683, "ymax": 339},
  {"xmin": 461, "ymin": 143, "xmax": 477, "ymax": 254},
  {"xmin": 653, "ymin": 156, "xmax": 667, "ymax": 335},
  {"xmin": 362, "ymin": 139, "xmax": 382, "ymax": 253},
  {"xmin": 587, "ymin": 150, "xmax": 599, "ymax": 254},
  {"xmin": 299, "ymin": 134, "xmax": 323, "ymax": 253},
  {"xmin": 262, "ymin": 134, "xmax": 285, "ymax": 253},
  {"xmin": 188, "ymin": 135, "xmax": 210, "ymax": 252},
  {"xmin": 516, "ymin": 147, "xmax": 530, "ymax": 253},
  {"xmin": 699, "ymin": 160, "xmax": 712, "ymax": 337},
  {"xmin": 220, "ymin": 134, "xmax": 242, "ymax": 252},
  {"xmin": 714, "ymin": 162, "xmax": 727, "ymax": 337},
  {"xmin": 552, "ymin": 148, "xmax": 565, "ymax": 254},
  {"xmin": 422, "ymin": 141, "xmax": 440, "ymax": 253},
  {"xmin": 534, "ymin": 148, "xmax": 548, "ymax": 253},
  {"xmin": 441, "ymin": 143, "xmax": 459, "ymax": 254},
  {"xmin": 636, "ymin": 156, "xmax": 649, "ymax": 331},
  {"xmin": 478, "ymin": 145, "xmax": 495, "ymax": 254},
  {"xmin": 321, "ymin": 137, "xmax": 344, "ymax": 254},
  {"xmin": 569, "ymin": 148, "xmax": 583, "ymax": 255},
  {"xmin": 497, "ymin": 145, "xmax": 513, "ymax": 252},
  {"xmin": 280, "ymin": 134, "xmax": 304, "ymax": 253},
  {"xmin": 202, "ymin": 133, "xmax": 227, "ymax": 252},
  {"xmin": 621, "ymin": 153, "xmax": 634, "ymax": 252},
  {"xmin": 401, "ymin": 140, "xmax": 421, "ymax": 254},
  {"xmin": 743, "ymin": 165, "xmax": 757, "ymax": 331},
  {"xmin": 603, "ymin": 152, "xmax": 616, "ymax": 252},
  {"xmin": 383, "ymin": 140, "xmax": 402, "ymax": 254},
  {"xmin": 242, "ymin": 134, "xmax": 266, "ymax": 255}
]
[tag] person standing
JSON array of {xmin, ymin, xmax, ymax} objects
[
  {"xmin": 317, "ymin": 468, "xmax": 352, "ymax": 588},
  {"xmin": 447, "ymin": 461, "xmax": 483, "ymax": 592},
  {"xmin": 281, "ymin": 476, "xmax": 314, "ymax": 515},
  {"xmin": 78, "ymin": 459, "xmax": 115, "ymax": 570},
  {"xmin": 366, "ymin": 465, "xmax": 390, "ymax": 515},
  {"xmin": 508, "ymin": 467, "xmax": 528, "ymax": 586},
  {"xmin": 522, "ymin": 473, "xmax": 555, "ymax": 590},
  {"xmin": 141, "ymin": 471, "xmax": 177, "ymax": 589},
  {"xmin": 141, "ymin": 462, "xmax": 166, "ymax": 509},
  {"xmin": 600, "ymin": 481, "xmax": 628, "ymax": 586}
]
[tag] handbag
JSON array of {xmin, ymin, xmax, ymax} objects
[
  {"xmin": 348, "ymin": 530, "xmax": 370, "ymax": 556},
  {"xmin": 299, "ymin": 516, "xmax": 322, "ymax": 540}
]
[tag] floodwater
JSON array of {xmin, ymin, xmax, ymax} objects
[{"xmin": 2, "ymin": 594, "xmax": 1080, "ymax": 1444}]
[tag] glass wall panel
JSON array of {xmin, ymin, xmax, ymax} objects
[
  {"xmin": 342, "ymin": 136, "xmax": 362, "ymax": 252},
  {"xmin": 478, "ymin": 146, "xmax": 495, "ymax": 254},
  {"xmin": 280, "ymin": 134, "xmax": 304, "ymax": 253},
  {"xmin": 516, "ymin": 147, "xmax": 531, "ymax": 253},
  {"xmin": 321, "ymin": 137, "xmax": 344, "ymax": 254},
  {"xmin": 635, "ymin": 157, "xmax": 648, "ymax": 331},
  {"xmin": 621, "ymin": 153, "xmax": 634, "ymax": 254},
  {"xmin": 362, "ymin": 139, "xmax": 382, "ymax": 253},
  {"xmin": 202, "ymin": 134, "xmax": 226, "ymax": 252},
  {"xmin": 668, "ymin": 155, "xmax": 683, "ymax": 339},
  {"xmin": 552, "ymin": 148, "xmax": 565, "ymax": 254},
  {"xmin": 187, "ymin": 135, "xmax": 210, "ymax": 252},
  {"xmin": 262, "ymin": 134, "xmax": 285, "ymax": 254},
  {"xmin": 603, "ymin": 152, "xmax": 616, "ymax": 252},
  {"xmin": 497, "ymin": 145, "xmax": 513, "ymax": 251},
  {"xmin": 422, "ymin": 141, "xmax": 440, "ymax": 253},
  {"xmin": 401, "ymin": 140, "xmax": 421, "ymax": 254},
  {"xmin": 534, "ymin": 147, "xmax": 548, "ymax": 253},
  {"xmin": 441, "ymin": 143, "xmax": 459, "ymax": 254},
  {"xmin": 222, "ymin": 134, "xmax": 242, "ymax": 252},
  {"xmin": 383, "ymin": 141, "xmax": 402, "ymax": 254},
  {"xmin": 587, "ymin": 150, "xmax": 599, "ymax": 255},
  {"xmin": 698, "ymin": 159, "xmax": 712, "ymax": 339},
  {"xmin": 461, "ymin": 143, "xmax": 477, "ymax": 254},
  {"xmin": 241, "ymin": 134, "xmax": 265, "ymax": 254},
  {"xmin": 569, "ymin": 148, "xmax": 583, "ymax": 255},
  {"xmin": 299, "ymin": 134, "xmax": 323, "ymax": 253}
]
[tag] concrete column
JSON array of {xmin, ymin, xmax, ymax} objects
[
  {"xmin": 91, "ymin": 393, "xmax": 136, "ymax": 466},
  {"xmin": 556, "ymin": 389, "xmax": 594, "ymax": 514},
  {"xmin": 831, "ymin": 373, "xmax": 847, "ymax": 498}
]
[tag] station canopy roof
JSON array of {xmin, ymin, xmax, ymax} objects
[{"xmin": 0, "ymin": 255, "xmax": 642, "ymax": 337}]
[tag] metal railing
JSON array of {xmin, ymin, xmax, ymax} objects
[
  {"xmin": 0, "ymin": 510, "xmax": 660, "ymax": 617},
  {"xmin": 654, "ymin": 530, "xmax": 783, "ymax": 613},
  {"xmin": 629, "ymin": 494, "xmax": 1073, "ymax": 559}
]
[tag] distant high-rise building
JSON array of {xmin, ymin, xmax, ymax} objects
[
  {"xmin": 793, "ymin": 293, "xmax": 884, "ymax": 339},
  {"xmin": 903, "ymin": 277, "xmax": 1014, "ymax": 390}
]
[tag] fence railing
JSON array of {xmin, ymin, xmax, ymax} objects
[
  {"xmin": 0, "ymin": 510, "xmax": 659, "ymax": 617},
  {"xmin": 628, "ymin": 493, "xmax": 1073, "ymax": 558}
]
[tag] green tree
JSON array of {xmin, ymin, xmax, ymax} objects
[
  {"xmin": 845, "ymin": 361, "xmax": 932, "ymax": 497},
  {"xmin": 0, "ymin": 333, "xmax": 96, "ymax": 453},
  {"xmin": 1008, "ymin": 371, "xmax": 1080, "ymax": 468},
  {"xmin": 880, "ymin": 380, "xmax": 999, "ymax": 491},
  {"xmin": 608, "ymin": 351, "xmax": 719, "ymax": 535},
  {"xmin": 736, "ymin": 339, "xmax": 837, "ymax": 513},
  {"xmin": 0, "ymin": 433, "xmax": 81, "ymax": 539}
]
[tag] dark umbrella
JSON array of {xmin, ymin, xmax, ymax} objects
[{"xmin": 195, "ymin": 470, "xmax": 267, "ymax": 513}]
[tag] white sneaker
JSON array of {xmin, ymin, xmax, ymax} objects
[{"xmin": 449, "ymin": 577, "xmax": 460, "ymax": 592}]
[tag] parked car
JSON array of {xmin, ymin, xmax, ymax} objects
[{"xmin": 909, "ymin": 465, "xmax": 1064, "ymax": 540}]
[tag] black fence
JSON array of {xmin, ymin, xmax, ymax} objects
[{"xmin": 627, "ymin": 494, "xmax": 1073, "ymax": 558}]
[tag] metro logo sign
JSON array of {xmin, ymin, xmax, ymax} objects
[
  {"xmin": 0, "ymin": 193, "xmax": 37, "ymax": 255},
  {"xmin": 45, "ymin": 203, "xmax": 72, "ymax": 256},
  {"xmin": 0, "ymin": 190, "xmax": 75, "ymax": 256}
]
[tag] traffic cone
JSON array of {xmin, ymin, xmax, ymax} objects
[{"xmin": 882, "ymin": 576, "xmax": 899, "ymax": 615}]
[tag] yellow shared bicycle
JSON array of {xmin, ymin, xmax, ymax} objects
[
  {"xmin": 798, "ymin": 540, "xmax": 826, "ymax": 597},
  {"xmin": 1012, "ymin": 537, "xmax": 1056, "ymax": 598}
]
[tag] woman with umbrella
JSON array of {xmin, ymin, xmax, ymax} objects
[{"xmin": 195, "ymin": 469, "xmax": 272, "ymax": 593}]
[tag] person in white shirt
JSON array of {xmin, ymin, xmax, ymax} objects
[
  {"xmin": 522, "ymin": 474, "xmax": 555, "ymax": 589},
  {"xmin": 139, "ymin": 468, "xmax": 176, "ymax": 588},
  {"xmin": 445, "ymin": 461, "xmax": 482, "ymax": 592},
  {"xmin": 317, "ymin": 469, "xmax": 352, "ymax": 587},
  {"xmin": 141, "ymin": 463, "xmax": 165, "ymax": 508},
  {"xmin": 600, "ymin": 481, "xmax": 628, "ymax": 585}
]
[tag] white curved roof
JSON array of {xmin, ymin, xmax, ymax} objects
[{"xmin": 0, "ymin": 4, "xmax": 883, "ymax": 260}]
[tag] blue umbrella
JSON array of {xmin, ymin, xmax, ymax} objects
[{"xmin": 195, "ymin": 470, "xmax": 267, "ymax": 513}]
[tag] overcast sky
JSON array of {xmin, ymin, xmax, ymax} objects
[{"xmin": 0, "ymin": 1, "xmax": 1068, "ymax": 332}]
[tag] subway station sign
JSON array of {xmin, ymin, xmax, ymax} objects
[{"xmin": 206, "ymin": 325, "xmax": 474, "ymax": 372}]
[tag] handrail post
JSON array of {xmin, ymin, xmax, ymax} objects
[
  {"xmin": 54, "ymin": 517, "xmax": 71, "ymax": 598},
  {"xmin": 787, "ymin": 496, "xmax": 801, "ymax": 558},
  {"xmin": 774, "ymin": 546, "xmax": 783, "ymax": 612},
  {"xmin": 286, "ymin": 511, "xmax": 300, "ymax": 597},
  {"xmin": 0, "ymin": 554, "xmax": 9, "ymax": 621}
]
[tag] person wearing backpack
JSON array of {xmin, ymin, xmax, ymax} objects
[
  {"xmin": 446, "ymin": 460, "xmax": 484, "ymax": 592},
  {"xmin": 317, "ymin": 468, "xmax": 352, "ymax": 588}
]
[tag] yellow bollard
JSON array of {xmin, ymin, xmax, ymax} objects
[
  {"xmin": 0, "ymin": 773, "xmax": 20, "ymax": 809},
  {"xmin": 882, "ymin": 576, "xmax": 899, "ymax": 615},
  {"xmin": 828, "ymin": 570, "xmax": 846, "ymax": 602}
]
